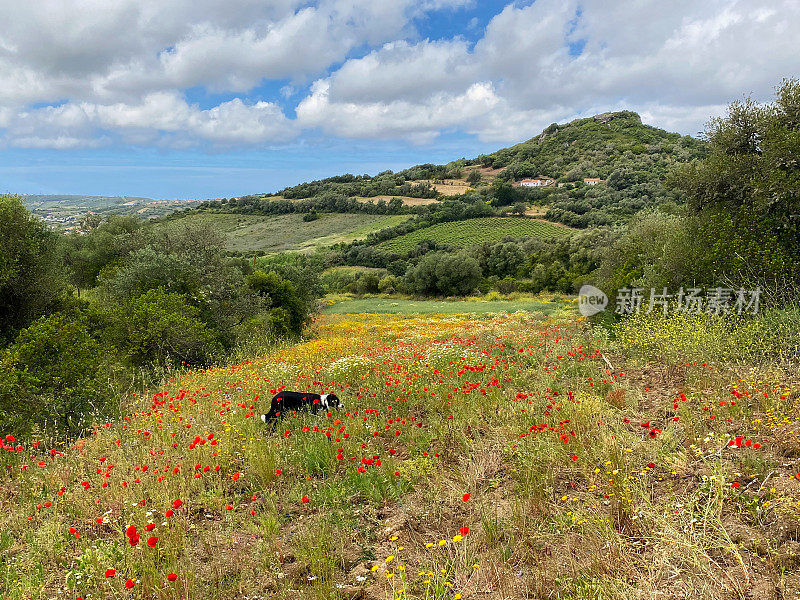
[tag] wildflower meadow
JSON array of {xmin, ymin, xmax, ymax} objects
[{"xmin": 2, "ymin": 310, "xmax": 799, "ymax": 599}]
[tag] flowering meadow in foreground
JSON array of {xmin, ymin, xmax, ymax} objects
[{"xmin": 1, "ymin": 311, "xmax": 799, "ymax": 599}]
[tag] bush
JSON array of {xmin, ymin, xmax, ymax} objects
[
  {"xmin": 0, "ymin": 195, "xmax": 68, "ymax": 343},
  {"xmin": 466, "ymin": 170, "xmax": 482, "ymax": 185},
  {"xmin": 404, "ymin": 252, "xmax": 482, "ymax": 296},
  {"xmin": 612, "ymin": 306, "xmax": 800, "ymax": 364},
  {"xmin": 495, "ymin": 277, "xmax": 519, "ymax": 294},
  {"xmin": 349, "ymin": 272, "xmax": 380, "ymax": 295},
  {"xmin": 247, "ymin": 270, "xmax": 309, "ymax": 335},
  {"xmin": 107, "ymin": 288, "xmax": 221, "ymax": 369},
  {"xmin": 378, "ymin": 275, "xmax": 398, "ymax": 294},
  {"xmin": 0, "ymin": 314, "xmax": 111, "ymax": 439}
]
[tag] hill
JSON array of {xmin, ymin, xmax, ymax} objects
[
  {"xmin": 182, "ymin": 111, "xmax": 704, "ymax": 233},
  {"xmin": 474, "ymin": 111, "xmax": 707, "ymax": 226}
]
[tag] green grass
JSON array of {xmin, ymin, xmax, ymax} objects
[
  {"xmin": 158, "ymin": 212, "xmax": 413, "ymax": 253},
  {"xmin": 377, "ymin": 217, "xmax": 570, "ymax": 252},
  {"xmin": 321, "ymin": 295, "xmax": 575, "ymax": 315}
]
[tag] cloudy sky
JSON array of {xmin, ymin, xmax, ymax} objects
[{"xmin": 1, "ymin": 0, "xmax": 797, "ymax": 198}]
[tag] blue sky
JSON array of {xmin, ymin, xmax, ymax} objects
[{"xmin": 0, "ymin": 0, "xmax": 796, "ymax": 199}]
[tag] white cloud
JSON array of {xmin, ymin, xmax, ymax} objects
[
  {"xmin": 0, "ymin": 0, "xmax": 797, "ymax": 149},
  {"xmin": 0, "ymin": 0, "xmax": 468, "ymax": 104},
  {"xmin": 297, "ymin": 81, "xmax": 498, "ymax": 143},
  {"xmin": 4, "ymin": 93, "xmax": 297, "ymax": 149},
  {"xmin": 323, "ymin": 39, "xmax": 476, "ymax": 104},
  {"xmin": 291, "ymin": 0, "xmax": 800, "ymax": 143}
]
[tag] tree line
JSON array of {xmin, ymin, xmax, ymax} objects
[{"xmin": 0, "ymin": 205, "xmax": 318, "ymax": 440}]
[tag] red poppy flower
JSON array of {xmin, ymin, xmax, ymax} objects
[
  {"xmin": 144, "ymin": 523, "xmax": 155, "ymax": 532},
  {"xmin": 165, "ymin": 509, "xmax": 174, "ymax": 518},
  {"xmin": 301, "ymin": 496, "xmax": 309, "ymax": 504},
  {"xmin": 459, "ymin": 526, "xmax": 469, "ymax": 536},
  {"xmin": 167, "ymin": 573, "xmax": 178, "ymax": 582},
  {"xmin": 147, "ymin": 536, "xmax": 159, "ymax": 548},
  {"xmin": 104, "ymin": 569, "xmax": 116, "ymax": 578},
  {"xmin": 125, "ymin": 578, "xmax": 135, "ymax": 589},
  {"xmin": 232, "ymin": 472, "xmax": 240, "ymax": 481},
  {"xmin": 647, "ymin": 462, "xmax": 656, "ymax": 469},
  {"xmin": 731, "ymin": 482, "xmax": 741, "ymax": 489},
  {"xmin": 462, "ymin": 493, "xmax": 471, "ymax": 502},
  {"xmin": 172, "ymin": 498, "xmax": 183, "ymax": 509}
]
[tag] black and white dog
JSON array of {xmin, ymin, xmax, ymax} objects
[{"xmin": 260, "ymin": 391, "xmax": 343, "ymax": 423}]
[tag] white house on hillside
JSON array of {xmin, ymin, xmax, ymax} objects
[
  {"xmin": 519, "ymin": 177, "xmax": 555, "ymax": 187},
  {"xmin": 583, "ymin": 178, "xmax": 603, "ymax": 185}
]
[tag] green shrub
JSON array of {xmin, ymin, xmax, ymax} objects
[
  {"xmin": 612, "ymin": 306, "xmax": 800, "ymax": 364},
  {"xmin": 0, "ymin": 314, "xmax": 112, "ymax": 439},
  {"xmin": 247, "ymin": 270, "xmax": 308, "ymax": 335},
  {"xmin": 0, "ymin": 195, "xmax": 68, "ymax": 343},
  {"xmin": 107, "ymin": 287, "xmax": 221, "ymax": 369},
  {"xmin": 378, "ymin": 275, "xmax": 398, "ymax": 294},
  {"xmin": 404, "ymin": 252, "xmax": 482, "ymax": 296}
]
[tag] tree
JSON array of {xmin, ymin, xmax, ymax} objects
[
  {"xmin": 672, "ymin": 78, "xmax": 800, "ymax": 293},
  {"xmin": 101, "ymin": 225, "xmax": 261, "ymax": 347},
  {"xmin": 485, "ymin": 242, "xmax": 525, "ymax": 278},
  {"xmin": 0, "ymin": 314, "xmax": 111, "ymax": 439},
  {"xmin": 490, "ymin": 180, "xmax": 521, "ymax": 206},
  {"xmin": 0, "ymin": 195, "xmax": 68, "ymax": 344},
  {"xmin": 404, "ymin": 252, "xmax": 482, "ymax": 296},
  {"xmin": 510, "ymin": 202, "xmax": 527, "ymax": 216},
  {"xmin": 247, "ymin": 270, "xmax": 309, "ymax": 335},
  {"xmin": 107, "ymin": 287, "xmax": 221, "ymax": 369},
  {"xmin": 466, "ymin": 170, "xmax": 482, "ymax": 185}
]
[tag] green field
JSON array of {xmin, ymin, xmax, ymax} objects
[
  {"xmin": 321, "ymin": 296, "xmax": 575, "ymax": 315},
  {"xmin": 158, "ymin": 212, "xmax": 413, "ymax": 253},
  {"xmin": 377, "ymin": 217, "xmax": 570, "ymax": 252}
]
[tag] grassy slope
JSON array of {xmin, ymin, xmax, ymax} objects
[
  {"xmin": 157, "ymin": 212, "xmax": 413, "ymax": 253},
  {"xmin": 377, "ymin": 217, "xmax": 571, "ymax": 252},
  {"xmin": 3, "ymin": 310, "xmax": 799, "ymax": 599}
]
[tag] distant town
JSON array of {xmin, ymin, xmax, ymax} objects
[{"xmin": 21, "ymin": 195, "xmax": 206, "ymax": 229}]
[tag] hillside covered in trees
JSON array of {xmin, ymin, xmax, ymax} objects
[
  {"xmin": 189, "ymin": 111, "xmax": 706, "ymax": 228},
  {"xmin": 477, "ymin": 111, "xmax": 707, "ymax": 226}
]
